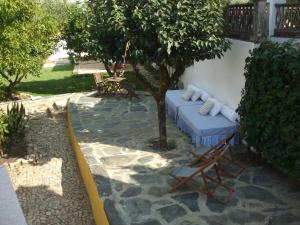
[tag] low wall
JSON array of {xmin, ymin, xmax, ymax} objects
[
  {"xmin": 0, "ymin": 166, "xmax": 27, "ymax": 225},
  {"xmin": 67, "ymin": 105, "xmax": 110, "ymax": 225},
  {"xmin": 181, "ymin": 38, "xmax": 256, "ymax": 109}
]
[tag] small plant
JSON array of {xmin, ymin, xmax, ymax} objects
[
  {"xmin": 6, "ymin": 102, "xmax": 27, "ymax": 137},
  {"xmin": 0, "ymin": 112, "xmax": 8, "ymax": 155}
]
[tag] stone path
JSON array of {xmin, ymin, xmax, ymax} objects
[
  {"xmin": 1, "ymin": 94, "xmax": 95, "ymax": 225},
  {"xmin": 68, "ymin": 95, "xmax": 300, "ymax": 225}
]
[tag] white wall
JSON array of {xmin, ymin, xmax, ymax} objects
[{"xmin": 181, "ymin": 39, "xmax": 256, "ymax": 110}]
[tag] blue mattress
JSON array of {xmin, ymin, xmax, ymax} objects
[
  {"xmin": 177, "ymin": 105, "xmax": 238, "ymax": 146},
  {"xmin": 165, "ymin": 90, "xmax": 203, "ymax": 121}
]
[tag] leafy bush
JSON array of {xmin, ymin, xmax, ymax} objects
[
  {"xmin": 0, "ymin": 112, "xmax": 8, "ymax": 153},
  {"xmin": 6, "ymin": 102, "xmax": 27, "ymax": 137},
  {"xmin": 238, "ymin": 41, "xmax": 300, "ymax": 179}
]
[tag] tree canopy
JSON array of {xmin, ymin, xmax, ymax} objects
[
  {"xmin": 65, "ymin": 0, "xmax": 230, "ymax": 147},
  {"xmin": 0, "ymin": 0, "xmax": 59, "ymax": 98},
  {"xmin": 64, "ymin": 0, "xmax": 126, "ymax": 75}
]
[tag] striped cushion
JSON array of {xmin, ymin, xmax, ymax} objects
[{"xmin": 199, "ymin": 100, "xmax": 214, "ymax": 115}]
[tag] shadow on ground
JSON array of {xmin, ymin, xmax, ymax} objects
[
  {"xmin": 67, "ymin": 94, "xmax": 300, "ymax": 225},
  {"xmin": 9, "ymin": 109, "xmax": 95, "ymax": 225}
]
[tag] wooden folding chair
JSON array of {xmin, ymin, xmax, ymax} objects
[
  {"xmin": 189, "ymin": 132, "xmax": 245, "ymax": 178},
  {"xmin": 93, "ymin": 73, "xmax": 109, "ymax": 94},
  {"xmin": 169, "ymin": 144, "xmax": 234, "ymax": 204}
]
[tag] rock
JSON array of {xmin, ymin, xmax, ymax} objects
[
  {"xmin": 172, "ymin": 193, "xmax": 200, "ymax": 212},
  {"xmin": 131, "ymin": 219, "xmax": 162, "ymax": 225},
  {"xmin": 79, "ymin": 144, "xmax": 94, "ymax": 156},
  {"xmin": 158, "ymin": 205, "xmax": 187, "ymax": 223},
  {"xmin": 237, "ymin": 186, "xmax": 284, "ymax": 205},
  {"xmin": 269, "ymin": 213, "xmax": 300, "ymax": 225},
  {"xmin": 148, "ymin": 186, "xmax": 166, "ymax": 197},
  {"xmin": 104, "ymin": 199, "xmax": 126, "ymax": 225},
  {"xmin": 100, "ymin": 107, "xmax": 113, "ymax": 112},
  {"xmin": 201, "ymin": 214, "xmax": 230, "ymax": 225},
  {"xmin": 102, "ymin": 146, "xmax": 122, "ymax": 156},
  {"xmin": 137, "ymin": 156, "xmax": 154, "ymax": 164},
  {"xmin": 120, "ymin": 198, "xmax": 151, "ymax": 222},
  {"xmin": 121, "ymin": 187, "xmax": 142, "ymax": 197},
  {"xmin": 132, "ymin": 174, "xmax": 162, "ymax": 185},
  {"xmin": 239, "ymin": 174, "xmax": 252, "ymax": 184},
  {"xmin": 53, "ymin": 100, "xmax": 68, "ymax": 110},
  {"xmin": 130, "ymin": 105, "xmax": 147, "ymax": 112},
  {"xmin": 228, "ymin": 209, "xmax": 265, "ymax": 224},
  {"xmin": 206, "ymin": 196, "xmax": 238, "ymax": 213},
  {"xmin": 253, "ymin": 174, "xmax": 273, "ymax": 187},
  {"xmin": 101, "ymin": 155, "xmax": 135, "ymax": 166},
  {"xmin": 91, "ymin": 165, "xmax": 112, "ymax": 197}
]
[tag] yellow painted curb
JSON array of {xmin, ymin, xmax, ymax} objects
[{"xmin": 67, "ymin": 107, "xmax": 110, "ymax": 225}]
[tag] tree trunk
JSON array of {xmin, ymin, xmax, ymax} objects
[
  {"xmin": 103, "ymin": 61, "xmax": 113, "ymax": 76},
  {"xmin": 156, "ymin": 98, "xmax": 167, "ymax": 148},
  {"xmin": 6, "ymin": 83, "xmax": 14, "ymax": 99},
  {"xmin": 156, "ymin": 65, "xmax": 170, "ymax": 148}
]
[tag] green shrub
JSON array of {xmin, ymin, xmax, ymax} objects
[
  {"xmin": 6, "ymin": 102, "xmax": 27, "ymax": 137},
  {"xmin": 238, "ymin": 41, "xmax": 300, "ymax": 179}
]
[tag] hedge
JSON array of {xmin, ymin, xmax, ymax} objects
[{"xmin": 238, "ymin": 41, "xmax": 300, "ymax": 180}]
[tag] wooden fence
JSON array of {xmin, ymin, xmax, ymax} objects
[
  {"xmin": 275, "ymin": 4, "xmax": 300, "ymax": 37},
  {"xmin": 224, "ymin": 4, "xmax": 255, "ymax": 41}
]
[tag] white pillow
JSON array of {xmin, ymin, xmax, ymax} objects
[
  {"xmin": 221, "ymin": 105, "xmax": 238, "ymax": 122},
  {"xmin": 182, "ymin": 86, "xmax": 195, "ymax": 101},
  {"xmin": 201, "ymin": 91, "xmax": 210, "ymax": 101},
  {"xmin": 187, "ymin": 84, "xmax": 200, "ymax": 92},
  {"xmin": 208, "ymin": 98, "xmax": 224, "ymax": 116},
  {"xmin": 191, "ymin": 90, "xmax": 202, "ymax": 102}
]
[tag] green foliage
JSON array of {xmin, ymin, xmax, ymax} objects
[
  {"xmin": 0, "ymin": 113, "xmax": 8, "ymax": 148},
  {"xmin": 0, "ymin": 0, "xmax": 60, "ymax": 98},
  {"xmin": 6, "ymin": 102, "xmax": 27, "ymax": 137},
  {"xmin": 238, "ymin": 41, "xmax": 300, "ymax": 179},
  {"xmin": 64, "ymin": 0, "xmax": 125, "ymax": 65},
  {"xmin": 37, "ymin": 0, "xmax": 71, "ymax": 29},
  {"xmin": 63, "ymin": 3, "xmax": 92, "ymax": 62},
  {"xmin": 128, "ymin": 0, "xmax": 230, "ymax": 67}
]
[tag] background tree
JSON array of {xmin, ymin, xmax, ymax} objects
[
  {"xmin": 38, "ymin": 0, "xmax": 71, "ymax": 29},
  {"xmin": 125, "ymin": 0, "xmax": 230, "ymax": 147},
  {"xmin": 0, "ymin": 0, "xmax": 59, "ymax": 99},
  {"xmin": 64, "ymin": 0, "xmax": 126, "ymax": 76}
]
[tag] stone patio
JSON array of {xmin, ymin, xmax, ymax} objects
[{"xmin": 68, "ymin": 94, "xmax": 300, "ymax": 225}]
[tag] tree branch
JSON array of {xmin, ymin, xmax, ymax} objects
[
  {"xmin": 1, "ymin": 72, "xmax": 13, "ymax": 84},
  {"xmin": 132, "ymin": 63, "xmax": 159, "ymax": 100},
  {"xmin": 170, "ymin": 62, "xmax": 185, "ymax": 84}
]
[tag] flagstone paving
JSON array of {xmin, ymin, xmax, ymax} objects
[{"xmin": 68, "ymin": 94, "xmax": 300, "ymax": 225}]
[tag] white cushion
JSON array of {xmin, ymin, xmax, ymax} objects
[
  {"xmin": 199, "ymin": 100, "xmax": 214, "ymax": 115},
  {"xmin": 208, "ymin": 98, "xmax": 224, "ymax": 117},
  {"xmin": 221, "ymin": 105, "xmax": 238, "ymax": 122},
  {"xmin": 187, "ymin": 84, "xmax": 200, "ymax": 92},
  {"xmin": 182, "ymin": 86, "xmax": 195, "ymax": 101},
  {"xmin": 191, "ymin": 90, "xmax": 202, "ymax": 102},
  {"xmin": 201, "ymin": 91, "xmax": 210, "ymax": 101}
]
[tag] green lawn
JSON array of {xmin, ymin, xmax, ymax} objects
[
  {"xmin": 16, "ymin": 64, "xmax": 144, "ymax": 96},
  {"xmin": 16, "ymin": 64, "xmax": 94, "ymax": 96}
]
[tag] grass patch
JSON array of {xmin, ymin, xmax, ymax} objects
[
  {"xmin": 15, "ymin": 64, "xmax": 94, "ymax": 96},
  {"xmin": 15, "ymin": 64, "xmax": 145, "ymax": 96}
]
